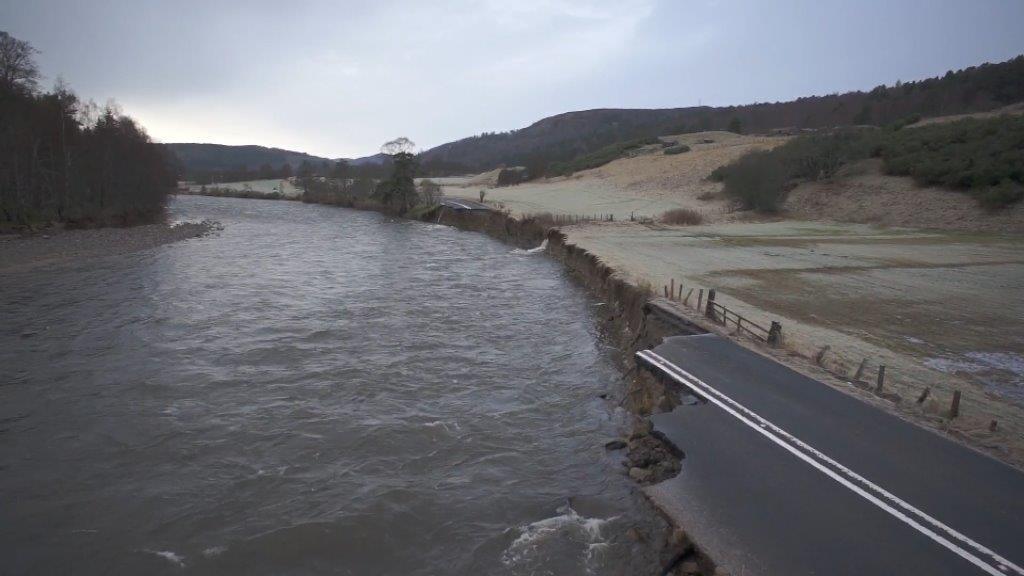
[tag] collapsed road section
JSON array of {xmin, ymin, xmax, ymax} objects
[{"xmin": 637, "ymin": 333, "xmax": 1024, "ymax": 576}]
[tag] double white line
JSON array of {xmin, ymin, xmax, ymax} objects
[{"xmin": 636, "ymin": 348, "xmax": 1022, "ymax": 576}]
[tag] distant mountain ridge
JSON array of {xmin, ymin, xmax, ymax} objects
[
  {"xmin": 421, "ymin": 55, "xmax": 1024, "ymax": 171},
  {"xmin": 168, "ymin": 55, "xmax": 1024, "ymax": 178},
  {"xmin": 347, "ymin": 153, "xmax": 388, "ymax": 166},
  {"xmin": 164, "ymin": 143, "xmax": 333, "ymax": 174},
  {"xmin": 164, "ymin": 143, "xmax": 388, "ymax": 177}
]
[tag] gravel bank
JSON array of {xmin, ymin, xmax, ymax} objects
[{"xmin": 0, "ymin": 220, "xmax": 219, "ymax": 273}]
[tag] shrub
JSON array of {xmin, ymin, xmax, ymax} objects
[
  {"xmin": 660, "ymin": 208, "xmax": 704, "ymax": 225},
  {"xmin": 712, "ymin": 114, "xmax": 1024, "ymax": 212},
  {"xmin": 549, "ymin": 136, "xmax": 660, "ymax": 176},
  {"xmin": 877, "ymin": 115, "xmax": 1024, "ymax": 197},
  {"xmin": 783, "ymin": 131, "xmax": 871, "ymax": 180},
  {"xmin": 889, "ymin": 114, "xmax": 922, "ymax": 131},
  {"xmin": 664, "ymin": 144, "xmax": 691, "ymax": 155},
  {"xmin": 713, "ymin": 130, "xmax": 870, "ymax": 212},
  {"xmin": 719, "ymin": 150, "xmax": 792, "ymax": 212},
  {"xmin": 977, "ymin": 180, "xmax": 1024, "ymax": 209}
]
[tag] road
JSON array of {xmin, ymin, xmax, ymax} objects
[
  {"xmin": 439, "ymin": 197, "xmax": 491, "ymax": 211},
  {"xmin": 637, "ymin": 334, "xmax": 1024, "ymax": 576}
]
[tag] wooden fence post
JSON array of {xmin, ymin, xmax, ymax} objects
[
  {"xmin": 697, "ymin": 289, "xmax": 704, "ymax": 311},
  {"xmin": 767, "ymin": 321, "xmax": 782, "ymax": 347},
  {"xmin": 875, "ymin": 365, "xmax": 886, "ymax": 393},
  {"xmin": 683, "ymin": 288, "xmax": 694, "ymax": 305},
  {"xmin": 950, "ymin": 390, "xmax": 962, "ymax": 418},
  {"xmin": 917, "ymin": 387, "xmax": 930, "ymax": 404},
  {"xmin": 854, "ymin": 358, "xmax": 868, "ymax": 381},
  {"xmin": 670, "ymin": 278, "xmax": 675, "ymax": 301},
  {"xmin": 705, "ymin": 289, "xmax": 716, "ymax": 319}
]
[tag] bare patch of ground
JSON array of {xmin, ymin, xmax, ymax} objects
[
  {"xmin": 0, "ymin": 220, "xmax": 218, "ymax": 273},
  {"xmin": 566, "ymin": 220, "xmax": 1024, "ymax": 468},
  {"xmin": 912, "ymin": 102, "xmax": 1024, "ymax": 127},
  {"xmin": 786, "ymin": 159, "xmax": 1024, "ymax": 234}
]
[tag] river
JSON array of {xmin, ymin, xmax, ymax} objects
[{"xmin": 0, "ymin": 195, "xmax": 667, "ymax": 575}]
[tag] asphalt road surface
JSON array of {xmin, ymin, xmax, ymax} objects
[
  {"xmin": 637, "ymin": 333, "xmax": 1024, "ymax": 576},
  {"xmin": 439, "ymin": 198, "xmax": 491, "ymax": 210}
]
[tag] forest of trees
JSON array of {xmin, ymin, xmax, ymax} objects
[{"xmin": 0, "ymin": 31, "xmax": 174, "ymax": 228}]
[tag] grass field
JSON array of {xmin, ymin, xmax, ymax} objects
[
  {"xmin": 188, "ymin": 179, "xmax": 302, "ymax": 199},
  {"xmin": 566, "ymin": 220, "xmax": 1024, "ymax": 466}
]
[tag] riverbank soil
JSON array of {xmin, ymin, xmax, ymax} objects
[{"xmin": 564, "ymin": 220, "xmax": 1024, "ymax": 468}]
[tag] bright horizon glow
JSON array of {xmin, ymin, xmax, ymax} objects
[{"xmin": 2, "ymin": 0, "xmax": 1023, "ymax": 159}]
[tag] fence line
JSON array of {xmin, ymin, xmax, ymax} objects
[
  {"xmin": 661, "ymin": 279, "xmax": 780, "ymax": 346},
  {"xmin": 658, "ymin": 277, "xmax": 966, "ymax": 420}
]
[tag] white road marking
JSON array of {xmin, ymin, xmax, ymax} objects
[
  {"xmin": 443, "ymin": 199, "xmax": 482, "ymax": 210},
  {"xmin": 637, "ymin": 349, "xmax": 1021, "ymax": 576}
]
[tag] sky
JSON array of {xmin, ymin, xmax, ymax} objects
[{"xmin": 3, "ymin": 0, "xmax": 1023, "ymax": 159}]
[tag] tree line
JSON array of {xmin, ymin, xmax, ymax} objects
[
  {"xmin": 301, "ymin": 137, "xmax": 443, "ymax": 216},
  {"xmin": 0, "ymin": 31, "xmax": 174, "ymax": 228}
]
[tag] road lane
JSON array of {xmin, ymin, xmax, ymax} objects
[{"xmin": 638, "ymin": 334, "xmax": 1024, "ymax": 576}]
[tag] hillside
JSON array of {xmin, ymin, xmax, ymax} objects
[
  {"xmin": 164, "ymin": 143, "xmax": 334, "ymax": 176},
  {"xmin": 421, "ymin": 55, "xmax": 1024, "ymax": 171}
]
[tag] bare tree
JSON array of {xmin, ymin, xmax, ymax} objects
[
  {"xmin": 380, "ymin": 137, "xmax": 415, "ymax": 156},
  {"xmin": 377, "ymin": 137, "xmax": 419, "ymax": 213},
  {"xmin": 0, "ymin": 31, "xmax": 40, "ymax": 93}
]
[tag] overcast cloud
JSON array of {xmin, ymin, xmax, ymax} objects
[{"xmin": 2, "ymin": 0, "xmax": 1023, "ymax": 158}]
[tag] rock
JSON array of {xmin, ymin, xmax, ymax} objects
[
  {"xmin": 629, "ymin": 466, "xmax": 654, "ymax": 483},
  {"xmin": 669, "ymin": 528, "xmax": 690, "ymax": 549},
  {"xmin": 597, "ymin": 393, "xmax": 609, "ymax": 400},
  {"xmin": 633, "ymin": 419, "xmax": 653, "ymax": 437},
  {"xmin": 604, "ymin": 439, "xmax": 627, "ymax": 451},
  {"xmin": 657, "ymin": 394, "xmax": 675, "ymax": 412},
  {"xmin": 680, "ymin": 560, "xmax": 700, "ymax": 574},
  {"xmin": 628, "ymin": 436, "xmax": 666, "ymax": 468},
  {"xmin": 626, "ymin": 527, "xmax": 645, "ymax": 542}
]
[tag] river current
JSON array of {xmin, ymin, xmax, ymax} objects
[{"xmin": 0, "ymin": 195, "xmax": 666, "ymax": 575}]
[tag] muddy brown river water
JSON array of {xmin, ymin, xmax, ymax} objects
[{"xmin": 0, "ymin": 195, "xmax": 667, "ymax": 575}]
